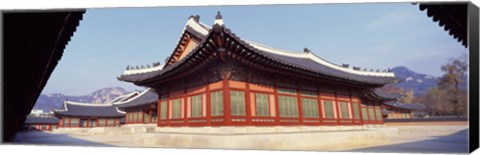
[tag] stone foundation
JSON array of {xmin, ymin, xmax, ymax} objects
[{"xmin": 135, "ymin": 125, "xmax": 397, "ymax": 150}]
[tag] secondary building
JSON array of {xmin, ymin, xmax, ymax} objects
[
  {"xmin": 114, "ymin": 88, "xmax": 159, "ymax": 124},
  {"xmin": 53, "ymin": 101, "xmax": 125, "ymax": 128},
  {"xmin": 117, "ymin": 12, "xmax": 398, "ymax": 127},
  {"xmin": 24, "ymin": 117, "xmax": 60, "ymax": 131}
]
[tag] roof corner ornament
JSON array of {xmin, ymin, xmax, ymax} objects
[
  {"xmin": 214, "ymin": 11, "xmax": 224, "ymax": 26},
  {"xmin": 303, "ymin": 48, "xmax": 311, "ymax": 53},
  {"xmin": 189, "ymin": 15, "xmax": 200, "ymax": 22}
]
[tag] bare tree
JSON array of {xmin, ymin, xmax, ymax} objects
[{"xmin": 438, "ymin": 54, "xmax": 468, "ymax": 116}]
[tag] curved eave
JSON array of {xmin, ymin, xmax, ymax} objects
[
  {"xmin": 119, "ymin": 24, "xmax": 398, "ymax": 87},
  {"xmin": 418, "ymin": 3, "xmax": 467, "ymax": 47},
  {"xmin": 53, "ymin": 110, "xmax": 125, "ymax": 118},
  {"xmin": 54, "ymin": 101, "xmax": 126, "ymax": 117},
  {"xmin": 115, "ymin": 89, "xmax": 158, "ymax": 109},
  {"xmin": 371, "ymin": 90, "xmax": 403, "ymax": 101},
  {"xmin": 384, "ymin": 102, "xmax": 426, "ymax": 111}
]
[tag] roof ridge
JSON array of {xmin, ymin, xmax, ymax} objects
[
  {"xmin": 65, "ymin": 100, "xmax": 114, "ymax": 107},
  {"xmin": 112, "ymin": 88, "xmax": 153, "ymax": 105}
]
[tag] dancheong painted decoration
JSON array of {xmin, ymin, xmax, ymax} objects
[{"xmin": 117, "ymin": 12, "xmax": 399, "ymax": 127}]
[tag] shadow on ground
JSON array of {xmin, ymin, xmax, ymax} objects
[
  {"xmin": 346, "ymin": 129, "xmax": 469, "ymax": 154},
  {"xmin": 10, "ymin": 130, "xmax": 114, "ymax": 147}
]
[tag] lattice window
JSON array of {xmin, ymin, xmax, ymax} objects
[
  {"xmin": 368, "ymin": 107, "xmax": 375, "ymax": 121},
  {"xmin": 144, "ymin": 112, "xmax": 151, "ymax": 123},
  {"xmin": 231, "ymin": 91, "xmax": 246, "ymax": 116},
  {"xmin": 63, "ymin": 118, "xmax": 69, "ymax": 126},
  {"xmin": 172, "ymin": 99, "xmax": 182, "ymax": 119},
  {"xmin": 107, "ymin": 119, "xmax": 115, "ymax": 126},
  {"xmin": 191, "ymin": 95, "xmax": 203, "ymax": 118},
  {"xmin": 279, "ymin": 96, "xmax": 298, "ymax": 117},
  {"xmin": 211, "ymin": 91, "xmax": 224, "ymax": 116},
  {"xmin": 323, "ymin": 100, "xmax": 335, "ymax": 118},
  {"xmin": 160, "ymin": 101, "xmax": 167, "ymax": 120},
  {"xmin": 361, "ymin": 105, "xmax": 368, "ymax": 121},
  {"xmin": 138, "ymin": 112, "xmax": 143, "ymax": 123},
  {"xmin": 375, "ymin": 108, "xmax": 382, "ymax": 121},
  {"xmin": 339, "ymin": 101, "xmax": 350, "ymax": 119},
  {"xmin": 352, "ymin": 103, "xmax": 360, "ymax": 119},
  {"xmin": 70, "ymin": 119, "xmax": 79, "ymax": 127},
  {"xmin": 302, "ymin": 98, "xmax": 319, "ymax": 118},
  {"xmin": 98, "ymin": 119, "xmax": 106, "ymax": 126},
  {"xmin": 255, "ymin": 93, "xmax": 269, "ymax": 116},
  {"xmin": 151, "ymin": 111, "xmax": 158, "ymax": 123}
]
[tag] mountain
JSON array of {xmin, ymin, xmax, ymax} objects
[
  {"xmin": 391, "ymin": 66, "xmax": 468, "ymax": 96},
  {"xmin": 33, "ymin": 87, "xmax": 129, "ymax": 112},
  {"xmin": 390, "ymin": 66, "xmax": 438, "ymax": 96}
]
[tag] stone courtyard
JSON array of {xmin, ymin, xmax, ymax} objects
[{"xmin": 12, "ymin": 124, "xmax": 469, "ymax": 153}]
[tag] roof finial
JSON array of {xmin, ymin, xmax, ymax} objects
[
  {"xmin": 214, "ymin": 11, "xmax": 224, "ymax": 25},
  {"xmin": 216, "ymin": 11, "xmax": 222, "ymax": 19},
  {"xmin": 303, "ymin": 48, "xmax": 311, "ymax": 53}
]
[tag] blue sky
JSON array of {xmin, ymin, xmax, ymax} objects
[{"xmin": 42, "ymin": 3, "xmax": 467, "ymax": 96}]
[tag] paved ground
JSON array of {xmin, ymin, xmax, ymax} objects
[
  {"xmin": 13, "ymin": 131, "xmax": 136, "ymax": 147},
  {"xmin": 12, "ymin": 126, "xmax": 469, "ymax": 153},
  {"xmin": 345, "ymin": 129, "xmax": 469, "ymax": 154}
]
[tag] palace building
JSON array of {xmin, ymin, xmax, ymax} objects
[
  {"xmin": 54, "ymin": 101, "xmax": 125, "ymax": 128},
  {"xmin": 24, "ymin": 117, "xmax": 60, "ymax": 131},
  {"xmin": 114, "ymin": 89, "xmax": 159, "ymax": 124},
  {"xmin": 383, "ymin": 101, "xmax": 425, "ymax": 119},
  {"xmin": 117, "ymin": 12, "xmax": 398, "ymax": 127}
]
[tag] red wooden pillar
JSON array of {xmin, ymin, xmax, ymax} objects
[
  {"xmin": 183, "ymin": 87, "xmax": 188, "ymax": 126},
  {"xmin": 157, "ymin": 96, "xmax": 161, "ymax": 127},
  {"xmin": 296, "ymin": 87, "xmax": 303, "ymax": 124},
  {"xmin": 317, "ymin": 90, "xmax": 323, "ymax": 125},
  {"xmin": 142, "ymin": 109, "xmax": 145, "ymax": 124},
  {"xmin": 206, "ymin": 84, "xmax": 212, "ymax": 126},
  {"xmin": 273, "ymin": 82, "xmax": 280, "ymax": 125},
  {"xmin": 166, "ymin": 92, "xmax": 171, "ymax": 126},
  {"xmin": 349, "ymin": 93, "xmax": 355, "ymax": 124},
  {"xmin": 333, "ymin": 92, "xmax": 341, "ymax": 125},
  {"xmin": 223, "ymin": 79, "xmax": 231, "ymax": 125},
  {"xmin": 245, "ymin": 80, "xmax": 252, "ymax": 125},
  {"xmin": 372, "ymin": 104, "xmax": 378, "ymax": 124},
  {"xmin": 358, "ymin": 100, "xmax": 364, "ymax": 125},
  {"xmin": 149, "ymin": 109, "xmax": 153, "ymax": 124}
]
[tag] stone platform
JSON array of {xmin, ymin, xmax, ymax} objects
[{"xmin": 134, "ymin": 125, "xmax": 398, "ymax": 150}]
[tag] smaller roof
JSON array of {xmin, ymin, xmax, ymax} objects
[
  {"xmin": 54, "ymin": 101, "xmax": 125, "ymax": 117},
  {"xmin": 385, "ymin": 101, "xmax": 426, "ymax": 110},
  {"xmin": 382, "ymin": 109, "xmax": 393, "ymax": 115},
  {"xmin": 114, "ymin": 88, "xmax": 158, "ymax": 109},
  {"xmin": 372, "ymin": 89, "xmax": 404, "ymax": 101},
  {"xmin": 25, "ymin": 117, "xmax": 59, "ymax": 124},
  {"xmin": 109, "ymin": 91, "xmax": 140, "ymax": 103}
]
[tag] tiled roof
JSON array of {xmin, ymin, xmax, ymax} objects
[
  {"xmin": 109, "ymin": 91, "xmax": 140, "ymax": 103},
  {"xmin": 115, "ymin": 88, "xmax": 158, "ymax": 109},
  {"xmin": 25, "ymin": 117, "xmax": 59, "ymax": 124},
  {"xmin": 54, "ymin": 101, "xmax": 125, "ymax": 117},
  {"xmin": 385, "ymin": 101, "xmax": 426, "ymax": 110},
  {"xmin": 418, "ymin": 3, "xmax": 467, "ymax": 47},
  {"xmin": 372, "ymin": 90, "xmax": 404, "ymax": 100},
  {"xmin": 118, "ymin": 14, "xmax": 397, "ymax": 86}
]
